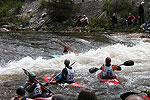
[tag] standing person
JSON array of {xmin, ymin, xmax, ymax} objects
[
  {"xmin": 100, "ymin": 57, "xmax": 121, "ymax": 79},
  {"xmin": 126, "ymin": 13, "xmax": 136, "ymax": 27},
  {"xmin": 75, "ymin": 16, "xmax": 82, "ymax": 30},
  {"xmin": 77, "ymin": 88, "xmax": 98, "ymax": 100},
  {"xmin": 51, "ymin": 59, "xmax": 75, "ymax": 84},
  {"xmin": 139, "ymin": 1, "xmax": 145, "ymax": 25},
  {"xmin": 111, "ymin": 13, "xmax": 118, "ymax": 28},
  {"xmin": 25, "ymin": 72, "xmax": 53, "ymax": 99}
]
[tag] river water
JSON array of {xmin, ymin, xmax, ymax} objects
[{"xmin": 0, "ymin": 32, "xmax": 150, "ymax": 100}]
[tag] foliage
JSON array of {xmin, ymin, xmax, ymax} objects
[
  {"xmin": 46, "ymin": 0, "xmax": 77, "ymax": 22},
  {"xmin": 102, "ymin": 0, "xmax": 138, "ymax": 18},
  {"xmin": 0, "ymin": 0, "xmax": 22, "ymax": 25},
  {"xmin": 89, "ymin": 17, "xmax": 110, "ymax": 28}
]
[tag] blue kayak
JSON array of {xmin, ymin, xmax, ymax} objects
[{"xmin": 50, "ymin": 54, "xmax": 61, "ymax": 58}]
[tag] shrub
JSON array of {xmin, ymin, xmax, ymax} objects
[
  {"xmin": 46, "ymin": 0, "xmax": 77, "ymax": 22},
  {"xmin": 102, "ymin": 0, "xmax": 137, "ymax": 18}
]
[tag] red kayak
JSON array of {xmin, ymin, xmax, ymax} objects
[
  {"xmin": 43, "ymin": 76, "xmax": 86, "ymax": 88},
  {"xmin": 11, "ymin": 96, "xmax": 52, "ymax": 100},
  {"xmin": 97, "ymin": 73, "xmax": 119, "ymax": 85}
]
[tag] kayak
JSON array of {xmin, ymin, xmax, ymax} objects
[
  {"xmin": 11, "ymin": 96, "xmax": 52, "ymax": 100},
  {"xmin": 97, "ymin": 73, "xmax": 119, "ymax": 85},
  {"xmin": 50, "ymin": 54, "xmax": 61, "ymax": 58},
  {"xmin": 43, "ymin": 75, "xmax": 87, "ymax": 88}
]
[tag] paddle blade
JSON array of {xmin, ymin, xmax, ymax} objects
[
  {"xmin": 89, "ymin": 67, "xmax": 99, "ymax": 73},
  {"xmin": 120, "ymin": 92, "xmax": 138, "ymax": 100},
  {"xmin": 22, "ymin": 68, "xmax": 30, "ymax": 77},
  {"xmin": 122, "ymin": 60, "xmax": 134, "ymax": 66}
]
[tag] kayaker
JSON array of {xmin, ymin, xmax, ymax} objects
[
  {"xmin": 12, "ymin": 86, "xmax": 27, "ymax": 100},
  {"xmin": 100, "ymin": 57, "xmax": 121, "ymax": 79},
  {"xmin": 24, "ymin": 72, "xmax": 52, "ymax": 99},
  {"xmin": 52, "ymin": 59, "xmax": 75, "ymax": 84},
  {"xmin": 63, "ymin": 46, "xmax": 69, "ymax": 54}
]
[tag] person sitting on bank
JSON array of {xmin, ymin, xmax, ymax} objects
[
  {"xmin": 80, "ymin": 15, "xmax": 89, "ymax": 27},
  {"xmin": 126, "ymin": 13, "xmax": 136, "ymax": 27},
  {"xmin": 100, "ymin": 57, "xmax": 121, "ymax": 79}
]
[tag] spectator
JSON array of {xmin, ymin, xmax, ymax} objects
[
  {"xmin": 111, "ymin": 13, "xmax": 118, "ymax": 28},
  {"xmin": 139, "ymin": 1, "xmax": 145, "ymax": 25},
  {"xmin": 126, "ymin": 13, "xmax": 136, "ymax": 27},
  {"xmin": 80, "ymin": 15, "xmax": 89, "ymax": 27},
  {"xmin": 142, "ymin": 21, "xmax": 150, "ymax": 31},
  {"xmin": 77, "ymin": 89, "xmax": 98, "ymax": 100},
  {"xmin": 75, "ymin": 16, "xmax": 82, "ymax": 30}
]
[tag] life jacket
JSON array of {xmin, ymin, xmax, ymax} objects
[
  {"xmin": 65, "ymin": 67, "xmax": 74, "ymax": 82},
  {"xmin": 102, "ymin": 65, "xmax": 115, "ymax": 78},
  {"xmin": 27, "ymin": 82, "xmax": 42, "ymax": 97}
]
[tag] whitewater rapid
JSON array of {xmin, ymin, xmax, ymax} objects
[{"xmin": 0, "ymin": 40, "xmax": 150, "ymax": 77}]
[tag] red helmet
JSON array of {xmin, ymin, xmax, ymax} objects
[{"xmin": 105, "ymin": 57, "xmax": 111, "ymax": 64}]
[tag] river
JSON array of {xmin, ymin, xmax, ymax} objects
[{"xmin": 0, "ymin": 32, "xmax": 150, "ymax": 100}]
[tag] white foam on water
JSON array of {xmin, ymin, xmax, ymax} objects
[{"xmin": 0, "ymin": 41, "xmax": 150, "ymax": 76}]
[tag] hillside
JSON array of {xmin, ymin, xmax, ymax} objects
[{"xmin": 1, "ymin": 0, "xmax": 150, "ymax": 32}]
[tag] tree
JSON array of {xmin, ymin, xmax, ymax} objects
[{"xmin": 47, "ymin": 0, "xmax": 77, "ymax": 22}]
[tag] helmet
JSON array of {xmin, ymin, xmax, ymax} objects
[
  {"xmin": 64, "ymin": 59, "xmax": 70, "ymax": 67},
  {"xmin": 16, "ymin": 86, "xmax": 25, "ymax": 96},
  {"xmin": 105, "ymin": 57, "xmax": 111, "ymax": 64},
  {"xmin": 29, "ymin": 72, "xmax": 36, "ymax": 79}
]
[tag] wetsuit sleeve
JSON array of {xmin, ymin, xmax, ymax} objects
[
  {"xmin": 56, "ymin": 68, "xmax": 68, "ymax": 83},
  {"xmin": 100, "ymin": 65, "xmax": 104, "ymax": 71},
  {"xmin": 25, "ymin": 82, "xmax": 36, "ymax": 92},
  {"xmin": 62, "ymin": 68, "xmax": 68, "ymax": 80}
]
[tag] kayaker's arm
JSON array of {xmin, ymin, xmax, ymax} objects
[
  {"xmin": 25, "ymin": 82, "xmax": 36, "ymax": 92},
  {"xmin": 141, "ymin": 89, "xmax": 150, "ymax": 98},
  {"xmin": 112, "ymin": 65, "xmax": 121, "ymax": 71},
  {"xmin": 100, "ymin": 65, "xmax": 104, "ymax": 70},
  {"xmin": 61, "ymin": 68, "xmax": 68, "ymax": 79},
  {"xmin": 55, "ymin": 68, "xmax": 68, "ymax": 83}
]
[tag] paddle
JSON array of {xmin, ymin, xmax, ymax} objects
[
  {"xmin": 49, "ymin": 62, "xmax": 76, "ymax": 83},
  {"xmin": 120, "ymin": 92, "xmax": 139, "ymax": 100},
  {"xmin": 22, "ymin": 68, "xmax": 54, "ymax": 94},
  {"xmin": 61, "ymin": 40, "xmax": 78, "ymax": 55},
  {"xmin": 89, "ymin": 60, "xmax": 134, "ymax": 73}
]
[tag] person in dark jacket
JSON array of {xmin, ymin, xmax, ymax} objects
[
  {"xmin": 139, "ymin": 2, "xmax": 145, "ymax": 25},
  {"xmin": 111, "ymin": 13, "xmax": 118, "ymax": 28}
]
